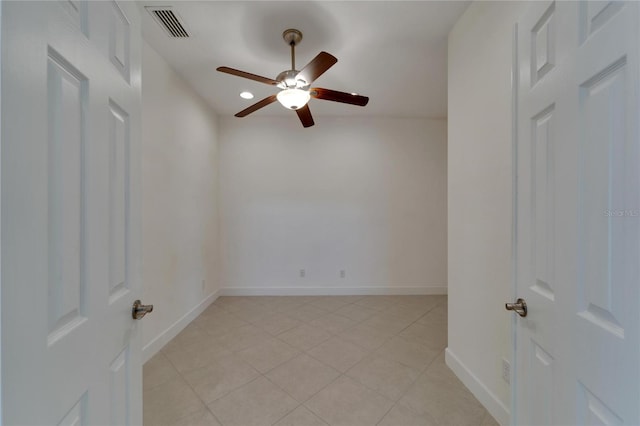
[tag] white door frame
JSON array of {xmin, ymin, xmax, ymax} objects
[
  {"xmin": 0, "ymin": 2, "xmax": 3, "ymax": 421},
  {"xmin": 509, "ymin": 20, "xmax": 519, "ymax": 426}
]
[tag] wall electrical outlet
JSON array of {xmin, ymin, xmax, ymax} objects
[
  {"xmin": 501, "ymin": 358, "xmax": 511, "ymax": 384},
  {"xmin": 340, "ymin": 270, "xmax": 346, "ymax": 278},
  {"xmin": 299, "ymin": 269, "xmax": 305, "ymax": 278}
]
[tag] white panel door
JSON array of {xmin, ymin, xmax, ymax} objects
[
  {"xmin": 1, "ymin": 1, "xmax": 143, "ymax": 424},
  {"xmin": 514, "ymin": 1, "xmax": 639, "ymax": 425}
]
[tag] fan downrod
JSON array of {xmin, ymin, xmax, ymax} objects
[{"xmin": 283, "ymin": 29, "xmax": 302, "ymax": 70}]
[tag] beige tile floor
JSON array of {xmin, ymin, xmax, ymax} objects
[{"xmin": 144, "ymin": 295, "xmax": 499, "ymax": 426}]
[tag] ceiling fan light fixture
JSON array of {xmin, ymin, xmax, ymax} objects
[
  {"xmin": 217, "ymin": 28, "xmax": 368, "ymax": 127},
  {"xmin": 277, "ymin": 88, "xmax": 310, "ymax": 110}
]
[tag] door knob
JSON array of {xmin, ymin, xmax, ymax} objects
[
  {"xmin": 505, "ymin": 298, "xmax": 527, "ymax": 317},
  {"xmin": 132, "ymin": 300, "xmax": 153, "ymax": 320}
]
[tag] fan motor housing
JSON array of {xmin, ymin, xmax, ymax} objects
[{"xmin": 276, "ymin": 69, "xmax": 308, "ymax": 89}]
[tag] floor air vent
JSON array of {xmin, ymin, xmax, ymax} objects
[{"xmin": 146, "ymin": 7, "xmax": 189, "ymax": 38}]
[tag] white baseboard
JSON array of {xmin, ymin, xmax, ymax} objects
[
  {"xmin": 445, "ymin": 348, "xmax": 510, "ymax": 426},
  {"xmin": 142, "ymin": 290, "xmax": 219, "ymax": 363},
  {"xmin": 219, "ymin": 285, "xmax": 447, "ymax": 296}
]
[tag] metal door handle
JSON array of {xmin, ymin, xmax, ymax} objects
[
  {"xmin": 505, "ymin": 298, "xmax": 527, "ymax": 317},
  {"xmin": 132, "ymin": 300, "xmax": 153, "ymax": 320}
]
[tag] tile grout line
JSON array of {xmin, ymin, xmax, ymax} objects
[
  {"xmin": 161, "ymin": 351, "xmax": 225, "ymax": 426},
  {"xmin": 261, "ymin": 300, "xmax": 406, "ymax": 424}
]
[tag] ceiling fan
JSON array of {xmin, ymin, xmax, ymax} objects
[{"xmin": 217, "ymin": 29, "xmax": 369, "ymax": 128}]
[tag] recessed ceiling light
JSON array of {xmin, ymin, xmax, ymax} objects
[{"xmin": 240, "ymin": 91, "xmax": 254, "ymax": 99}]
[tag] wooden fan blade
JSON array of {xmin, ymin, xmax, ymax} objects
[
  {"xmin": 295, "ymin": 104, "xmax": 315, "ymax": 128},
  {"xmin": 311, "ymin": 88, "xmax": 369, "ymax": 106},
  {"xmin": 217, "ymin": 66, "xmax": 279, "ymax": 86},
  {"xmin": 296, "ymin": 52, "xmax": 337, "ymax": 85},
  {"xmin": 235, "ymin": 95, "xmax": 278, "ymax": 117}
]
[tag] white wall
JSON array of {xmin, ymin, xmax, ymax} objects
[
  {"xmin": 141, "ymin": 41, "xmax": 220, "ymax": 361},
  {"xmin": 446, "ymin": 2, "xmax": 527, "ymax": 425},
  {"xmin": 0, "ymin": 3, "xmax": 3, "ymax": 419},
  {"xmin": 219, "ymin": 116, "xmax": 447, "ymax": 295}
]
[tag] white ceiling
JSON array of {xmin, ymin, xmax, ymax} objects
[{"xmin": 139, "ymin": 1, "xmax": 469, "ymax": 119}]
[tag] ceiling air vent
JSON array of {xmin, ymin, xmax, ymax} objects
[{"xmin": 146, "ymin": 6, "xmax": 189, "ymax": 38}]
